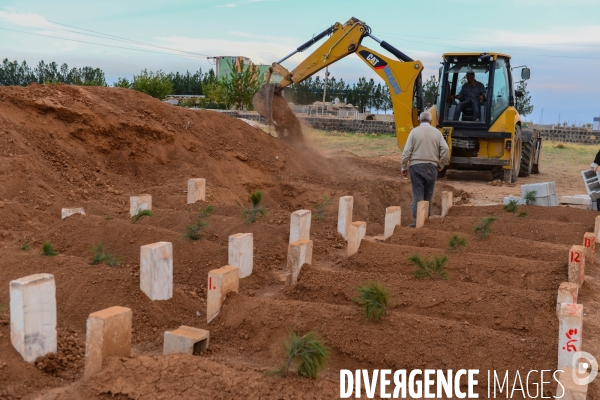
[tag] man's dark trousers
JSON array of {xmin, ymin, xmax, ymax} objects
[{"xmin": 409, "ymin": 163, "xmax": 438, "ymax": 221}]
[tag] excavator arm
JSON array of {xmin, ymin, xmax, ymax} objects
[{"xmin": 253, "ymin": 17, "xmax": 424, "ymax": 148}]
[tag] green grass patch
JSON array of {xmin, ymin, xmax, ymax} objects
[
  {"xmin": 90, "ymin": 243, "xmax": 119, "ymax": 266},
  {"xmin": 472, "ymin": 217, "xmax": 497, "ymax": 239},
  {"xmin": 272, "ymin": 330, "xmax": 330, "ymax": 379},
  {"xmin": 311, "ymin": 195, "xmax": 331, "ymax": 221},
  {"xmin": 184, "ymin": 205, "xmax": 214, "ymax": 241},
  {"xmin": 408, "ymin": 254, "xmax": 449, "ymax": 281},
  {"xmin": 502, "ymin": 199, "xmax": 519, "ymax": 213},
  {"xmin": 131, "ymin": 209, "xmax": 153, "ymax": 224},
  {"xmin": 448, "ymin": 234, "xmax": 467, "ymax": 251},
  {"xmin": 243, "ymin": 190, "xmax": 266, "ymax": 224},
  {"xmin": 42, "ymin": 242, "xmax": 58, "ymax": 256},
  {"xmin": 354, "ymin": 282, "xmax": 391, "ymax": 321}
]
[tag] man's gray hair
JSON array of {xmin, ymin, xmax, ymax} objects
[{"xmin": 419, "ymin": 110, "xmax": 432, "ymax": 122}]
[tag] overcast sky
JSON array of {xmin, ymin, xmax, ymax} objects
[{"xmin": 1, "ymin": 0, "xmax": 599, "ymax": 125}]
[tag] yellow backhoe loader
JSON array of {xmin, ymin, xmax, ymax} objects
[{"xmin": 253, "ymin": 17, "xmax": 541, "ymax": 183}]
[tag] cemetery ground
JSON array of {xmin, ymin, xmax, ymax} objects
[{"xmin": 0, "ymin": 84, "xmax": 599, "ymax": 398}]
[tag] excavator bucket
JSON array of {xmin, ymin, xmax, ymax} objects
[
  {"xmin": 253, "ymin": 83, "xmax": 303, "ymax": 141},
  {"xmin": 253, "ymin": 83, "xmax": 277, "ymax": 124}
]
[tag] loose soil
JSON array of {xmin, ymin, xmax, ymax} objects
[{"xmin": 0, "ymin": 84, "xmax": 599, "ymax": 399}]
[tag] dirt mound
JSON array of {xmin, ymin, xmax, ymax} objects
[{"xmin": 1, "ymin": 84, "xmax": 599, "ymax": 399}]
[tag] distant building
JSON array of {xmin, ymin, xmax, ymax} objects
[
  {"xmin": 208, "ymin": 56, "xmax": 282, "ymax": 83},
  {"xmin": 594, "ymin": 117, "xmax": 600, "ymax": 131}
]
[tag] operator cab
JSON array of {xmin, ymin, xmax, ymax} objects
[{"xmin": 436, "ymin": 53, "xmax": 512, "ymax": 129}]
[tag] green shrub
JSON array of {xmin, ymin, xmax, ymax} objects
[
  {"xmin": 518, "ymin": 211, "xmax": 528, "ymax": 218},
  {"xmin": 20, "ymin": 242, "xmax": 30, "ymax": 251},
  {"xmin": 131, "ymin": 69, "xmax": 173, "ymax": 100},
  {"xmin": 524, "ymin": 190, "xmax": 537, "ymax": 206},
  {"xmin": 242, "ymin": 190, "xmax": 266, "ymax": 224},
  {"xmin": 311, "ymin": 195, "xmax": 331, "ymax": 221},
  {"xmin": 472, "ymin": 217, "xmax": 497, "ymax": 239},
  {"xmin": 408, "ymin": 254, "xmax": 449, "ymax": 281},
  {"xmin": 275, "ymin": 330, "xmax": 329, "ymax": 379},
  {"xmin": 42, "ymin": 242, "xmax": 58, "ymax": 256},
  {"xmin": 90, "ymin": 243, "xmax": 119, "ymax": 267},
  {"xmin": 354, "ymin": 282, "xmax": 390, "ymax": 321},
  {"xmin": 184, "ymin": 205, "xmax": 214, "ymax": 241},
  {"xmin": 132, "ymin": 209, "xmax": 153, "ymax": 224},
  {"xmin": 448, "ymin": 234, "xmax": 467, "ymax": 251},
  {"xmin": 502, "ymin": 199, "xmax": 519, "ymax": 213},
  {"xmin": 0, "ymin": 303, "xmax": 6, "ymax": 313}
]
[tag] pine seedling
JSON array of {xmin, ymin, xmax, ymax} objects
[
  {"xmin": 524, "ymin": 190, "xmax": 537, "ymax": 206},
  {"xmin": 242, "ymin": 190, "xmax": 267, "ymax": 224},
  {"xmin": 311, "ymin": 195, "xmax": 331, "ymax": 221},
  {"xmin": 42, "ymin": 242, "xmax": 58, "ymax": 256},
  {"xmin": 502, "ymin": 199, "xmax": 519, "ymax": 213},
  {"xmin": 0, "ymin": 303, "xmax": 6, "ymax": 313},
  {"xmin": 105, "ymin": 215, "xmax": 113, "ymax": 221},
  {"xmin": 275, "ymin": 330, "xmax": 330, "ymax": 379},
  {"xmin": 184, "ymin": 205, "xmax": 214, "ymax": 241},
  {"xmin": 448, "ymin": 234, "xmax": 467, "ymax": 251},
  {"xmin": 354, "ymin": 282, "xmax": 391, "ymax": 321},
  {"xmin": 518, "ymin": 211, "xmax": 528, "ymax": 218},
  {"xmin": 131, "ymin": 209, "xmax": 153, "ymax": 224},
  {"xmin": 20, "ymin": 242, "xmax": 31, "ymax": 251},
  {"xmin": 408, "ymin": 254, "xmax": 449, "ymax": 281},
  {"xmin": 472, "ymin": 216, "xmax": 497, "ymax": 239},
  {"xmin": 90, "ymin": 243, "xmax": 119, "ymax": 266}
]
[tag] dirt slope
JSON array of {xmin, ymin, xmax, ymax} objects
[{"xmin": 0, "ymin": 84, "xmax": 598, "ymax": 399}]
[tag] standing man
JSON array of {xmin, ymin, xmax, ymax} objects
[
  {"xmin": 452, "ymin": 70, "xmax": 486, "ymax": 121},
  {"xmin": 401, "ymin": 110, "xmax": 449, "ymax": 227}
]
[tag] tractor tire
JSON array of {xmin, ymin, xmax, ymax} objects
[
  {"xmin": 502, "ymin": 125, "xmax": 522, "ymax": 184},
  {"xmin": 519, "ymin": 129, "xmax": 535, "ymax": 177},
  {"xmin": 491, "ymin": 167, "xmax": 504, "ymax": 181}
]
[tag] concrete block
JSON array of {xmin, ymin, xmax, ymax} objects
[
  {"xmin": 560, "ymin": 195, "xmax": 591, "ymax": 205},
  {"xmin": 558, "ymin": 303, "xmax": 583, "ymax": 369},
  {"xmin": 441, "ymin": 191, "xmax": 453, "ymax": 217},
  {"xmin": 533, "ymin": 195, "xmax": 552, "ymax": 207},
  {"xmin": 568, "ymin": 245, "xmax": 586, "ymax": 287},
  {"xmin": 84, "ymin": 306, "xmax": 132, "ymax": 378},
  {"xmin": 9, "ymin": 274, "xmax": 57, "ymax": 363},
  {"xmin": 289, "ymin": 209, "xmax": 311, "ymax": 243},
  {"xmin": 416, "ymin": 201, "xmax": 429, "ymax": 228},
  {"xmin": 140, "ymin": 242, "xmax": 173, "ymax": 300},
  {"xmin": 286, "ymin": 239, "xmax": 313, "ymax": 286},
  {"xmin": 503, "ymin": 196, "xmax": 527, "ymax": 205},
  {"xmin": 61, "ymin": 207, "xmax": 85, "ymax": 219},
  {"xmin": 521, "ymin": 182, "xmax": 551, "ymax": 197},
  {"xmin": 163, "ymin": 326, "xmax": 209, "ymax": 355},
  {"xmin": 583, "ymin": 232, "xmax": 595, "ymax": 265},
  {"xmin": 347, "ymin": 221, "xmax": 366, "ymax": 256},
  {"xmin": 207, "ymin": 266, "xmax": 239, "ymax": 323},
  {"xmin": 337, "ymin": 196, "xmax": 354, "ymax": 240},
  {"xmin": 595, "ymin": 216, "xmax": 600, "ymax": 243},
  {"xmin": 557, "ymin": 282, "xmax": 579, "ymax": 317},
  {"xmin": 555, "ymin": 368, "xmax": 588, "ymax": 400},
  {"xmin": 228, "ymin": 233, "xmax": 253, "ymax": 278},
  {"xmin": 187, "ymin": 179, "xmax": 206, "ymax": 204},
  {"xmin": 383, "ymin": 206, "xmax": 401, "ymax": 239},
  {"xmin": 129, "ymin": 194, "xmax": 152, "ymax": 217}
]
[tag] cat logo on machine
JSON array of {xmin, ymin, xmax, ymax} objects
[{"xmin": 359, "ymin": 50, "xmax": 387, "ymax": 70}]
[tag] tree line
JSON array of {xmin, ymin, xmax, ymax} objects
[{"xmin": 0, "ymin": 58, "xmax": 532, "ymax": 116}]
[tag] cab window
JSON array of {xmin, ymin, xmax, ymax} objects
[{"xmin": 491, "ymin": 58, "xmax": 510, "ymax": 123}]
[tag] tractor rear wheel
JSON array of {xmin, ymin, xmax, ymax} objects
[{"xmin": 519, "ymin": 129, "xmax": 535, "ymax": 177}]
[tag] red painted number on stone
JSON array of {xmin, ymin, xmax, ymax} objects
[
  {"xmin": 585, "ymin": 239, "xmax": 591, "ymax": 248},
  {"xmin": 562, "ymin": 329, "xmax": 579, "ymax": 352},
  {"xmin": 571, "ymin": 252, "xmax": 581, "ymax": 263},
  {"xmin": 209, "ymin": 277, "xmax": 213, "ymax": 290}
]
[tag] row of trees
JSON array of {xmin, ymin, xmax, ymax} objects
[
  {"xmin": 1, "ymin": 58, "xmax": 532, "ymax": 116},
  {"xmin": 0, "ymin": 59, "xmax": 106, "ymax": 86}
]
